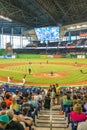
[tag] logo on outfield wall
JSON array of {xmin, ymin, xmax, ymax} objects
[
  {"xmin": 47, "ymin": 55, "xmax": 53, "ymax": 58},
  {"xmin": 77, "ymin": 55, "xmax": 85, "ymax": 59}
]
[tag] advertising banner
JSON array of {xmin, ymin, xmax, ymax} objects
[
  {"xmin": 54, "ymin": 54, "xmax": 60, "ymax": 58},
  {"xmin": 47, "ymin": 55, "xmax": 53, "ymax": 58},
  {"xmin": 40, "ymin": 55, "xmax": 46, "ymax": 58},
  {"xmin": 79, "ymin": 33, "xmax": 87, "ymax": 37},
  {"xmin": 77, "ymin": 55, "xmax": 85, "ymax": 59}
]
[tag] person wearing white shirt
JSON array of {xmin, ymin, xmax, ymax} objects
[{"xmin": 77, "ymin": 120, "xmax": 87, "ymax": 130}]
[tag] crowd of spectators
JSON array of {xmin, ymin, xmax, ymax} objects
[
  {"xmin": 44, "ymin": 84, "xmax": 87, "ymax": 130},
  {"xmin": 0, "ymin": 83, "xmax": 87, "ymax": 130},
  {"xmin": 25, "ymin": 38, "xmax": 87, "ymax": 49},
  {"xmin": 0, "ymin": 84, "xmax": 46, "ymax": 130},
  {"xmin": 60, "ymin": 86, "xmax": 87, "ymax": 130}
]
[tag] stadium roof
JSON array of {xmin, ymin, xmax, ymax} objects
[
  {"xmin": 0, "ymin": 0, "xmax": 87, "ymax": 28},
  {"xmin": 0, "ymin": 0, "xmax": 87, "ymax": 36}
]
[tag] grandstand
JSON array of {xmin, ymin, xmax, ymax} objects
[{"xmin": 0, "ymin": 1, "xmax": 87, "ymax": 130}]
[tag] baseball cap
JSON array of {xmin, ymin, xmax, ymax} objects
[{"xmin": 0, "ymin": 114, "xmax": 10, "ymax": 124}]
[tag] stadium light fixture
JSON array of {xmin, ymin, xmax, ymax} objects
[{"xmin": 0, "ymin": 15, "xmax": 12, "ymax": 22}]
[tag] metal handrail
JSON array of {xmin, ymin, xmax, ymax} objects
[{"xmin": 50, "ymin": 98, "xmax": 52, "ymax": 130}]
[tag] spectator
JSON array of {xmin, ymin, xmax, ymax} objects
[
  {"xmin": 21, "ymin": 97, "xmax": 34, "ymax": 117},
  {"xmin": 70, "ymin": 104, "xmax": 86, "ymax": 122},
  {"xmin": 77, "ymin": 94, "xmax": 84, "ymax": 105},
  {"xmin": 19, "ymin": 108, "xmax": 33, "ymax": 125},
  {"xmin": 63, "ymin": 94, "xmax": 73, "ymax": 106},
  {"xmin": 48, "ymin": 85, "xmax": 52, "ymax": 96},
  {"xmin": 0, "ymin": 114, "xmax": 10, "ymax": 130},
  {"xmin": 44, "ymin": 93, "xmax": 51, "ymax": 109},
  {"xmin": 33, "ymin": 92, "xmax": 42, "ymax": 104},
  {"xmin": 28, "ymin": 96, "xmax": 38, "ymax": 109},
  {"xmin": 77, "ymin": 120, "xmax": 87, "ymax": 130},
  {"xmin": 0, "ymin": 97, "xmax": 3, "ymax": 105},
  {"xmin": 55, "ymin": 83, "xmax": 60, "ymax": 105},
  {"xmin": 10, "ymin": 97, "xmax": 21, "ymax": 115},
  {"xmin": 51, "ymin": 86, "xmax": 56, "ymax": 105},
  {"xmin": 73, "ymin": 95, "xmax": 78, "ymax": 105},
  {"xmin": 83, "ymin": 95, "xmax": 87, "ymax": 113},
  {"xmin": 6, "ymin": 110, "xmax": 24, "ymax": 130},
  {"xmin": 63, "ymin": 94, "xmax": 73, "ymax": 115},
  {"xmin": 4, "ymin": 94, "xmax": 12, "ymax": 108},
  {"xmin": 0, "ymin": 102, "xmax": 7, "ymax": 115}
]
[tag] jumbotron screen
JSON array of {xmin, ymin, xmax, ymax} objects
[{"xmin": 35, "ymin": 27, "xmax": 59, "ymax": 41}]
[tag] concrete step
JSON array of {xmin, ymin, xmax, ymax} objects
[
  {"xmin": 35, "ymin": 123, "xmax": 68, "ymax": 128},
  {"xmin": 38, "ymin": 117, "xmax": 65, "ymax": 121},
  {"xmin": 36, "ymin": 119, "xmax": 67, "ymax": 124},
  {"xmin": 40, "ymin": 110, "xmax": 59, "ymax": 113},
  {"xmin": 38, "ymin": 114, "xmax": 65, "ymax": 119},
  {"xmin": 35, "ymin": 127, "xmax": 71, "ymax": 130},
  {"xmin": 39, "ymin": 111, "xmax": 57, "ymax": 114},
  {"xmin": 39, "ymin": 112, "xmax": 65, "ymax": 117},
  {"xmin": 40, "ymin": 109, "xmax": 58, "ymax": 111},
  {"xmin": 39, "ymin": 110, "xmax": 64, "ymax": 115}
]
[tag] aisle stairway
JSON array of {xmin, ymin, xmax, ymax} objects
[{"xmin": 35, "ymin": 105, "xmax": 70, "ymax": 130}]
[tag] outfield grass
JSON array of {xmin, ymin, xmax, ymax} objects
[{"xmin": 0, "ymin": 58, "xmax": 87, "ymax": 86}]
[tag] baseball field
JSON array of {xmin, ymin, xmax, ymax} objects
[{"xmin": 0, "ymin": 57, "xmax": 87, "ymax": 87}]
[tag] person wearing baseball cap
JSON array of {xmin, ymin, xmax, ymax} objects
[{"xmin": 0, "ymin": 114, "xmax": 9, "ymax": 130}]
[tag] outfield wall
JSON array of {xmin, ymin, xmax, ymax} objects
[
  {"xmin": 0, "ymin": 48, "xmax": 87, "ymax": 59},
  {"xmin": 0, "ymin": 53, "xmax": 87, "ymax": 59},
  {"xmin": 16, "ymin": 54, "xmax": 61, "ymax": 58},
  {"xmin": 17, "ymin": 54, "xmax": 41, "ymax": 58},
  {"xmin": 16, "ymin": 53, "xmax": 87, "ymax": 59},
  {"xmin": 66, "ymin": 54, "xmax": 87, "ymax": 58},
  {"xmin": 0, "ymin": 49, "xmax": 4, "ymax": 56}
]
